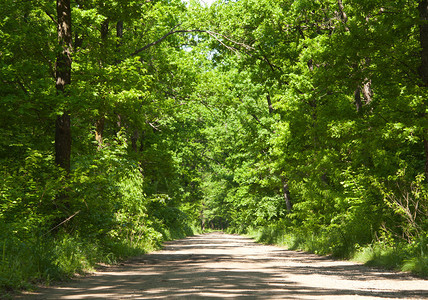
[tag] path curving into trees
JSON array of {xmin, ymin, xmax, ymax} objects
[{"xmin": 19, "ymin": 232, "xmax": 428, "ymax": 299}]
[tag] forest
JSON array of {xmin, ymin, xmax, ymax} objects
[{"xmin": 1, "ymin": 0, "xmax": 427, "ymax": 293}]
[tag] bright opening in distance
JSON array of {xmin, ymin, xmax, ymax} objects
[
  {"xmin": 186, "ymin": 0, "xmax": 217, "ymax": 6},
  {"xmin": 200, "ymin": 0, "xmax": 216, "ymax": 5}
]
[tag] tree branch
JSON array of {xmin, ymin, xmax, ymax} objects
[
  {"xmin": 131, "ymin": 24, "xmax": 183, "ymax": 56},
  {"xmin": 44, "ymin": 210, "xmax": 80, "ymax": 236},
  {"xmin": 130, "ymin": 24, "xmax": 254, "ymax": 57}
]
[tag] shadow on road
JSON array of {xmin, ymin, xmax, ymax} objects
[{"xmin": 18, "ymin": 233, "xmax": 428, "ymax": 299}]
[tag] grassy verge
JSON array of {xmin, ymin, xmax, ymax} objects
[
  {"xmin": 353, "ymin": 241, "xmax": 428, "ymax": 276},
  {"xmin": 0, "ymin": 223, "xmax": 199, "ymax": 298},
  {"xmin": 246, "ymin": 226, "xmax": 428, "ymax": 277}
]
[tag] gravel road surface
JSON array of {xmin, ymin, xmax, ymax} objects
[{"xmin": 18, "ymin": 232, "xmax": 428, "ymax": 299}]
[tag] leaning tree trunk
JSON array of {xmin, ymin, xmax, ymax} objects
[
  {"xmin": 55, "ymin": 0, "xmax": 72, "ymax": 172},
  {"xmin": 418, "ymin": 0, "xmax": 428, "ymax": 181}
]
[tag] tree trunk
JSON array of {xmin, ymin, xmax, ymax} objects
[
  {"xmin": 354, "ymin": 80, "xmax": 372, "ymax": 113},
  {"xmin": 424, "ymin": 137, "xmax": 428, "ymax": 182},
  {"xmin": 114, "ymin": 21, "xmax": 124, "ymax": 64},
  {"xmin": 95, "ymin": 116, "xmax": 105, "ymax": 149},
  {"xmin": 361, "ymin": 79, "xmax": 372, "ymax": 104},
  {"xmin": 418, "ymin": 0, "xmax": 428, "ymax": 181},
  {"xmin": 94, "ymin": 20, "xmax": 109, "ymax": 149},
  {"xmin": 337, "ymin": 0, "xmax": 349, "ymax": 31},
  {"xmin": 266, "ymin": 93, "xmax": 274, "ymax": 114},
  {"xmin": 419, "ymin": 0, "xmax": 428, "ymax": 86},
  {"xmin": 131, "ymin": 129, "xmax": 139, "ymax": 153},
  {"xmin": 55, "ymin": 0, "xmax": 72, "ymax": 172},
  {"xmin": 281, "ymin": 176, "xmax": 292, "ymax": 212},
  {"xmin": 354, "ymin": 87, "xmax": 362, "ymax": 112},
  {"xmin": 266, "ymin": 92, "xmax": 291, "ymax": 211},
  {"xmin": 337, "ymin": 0, "xmax": 348, "ymax": 23},
  {"xmin": 200, "ymin": 203, "xmax": 206, "ymax": 231},
  {"xmin": 117, "ymin": 21, "xmax": 123, "ymax": 41}
]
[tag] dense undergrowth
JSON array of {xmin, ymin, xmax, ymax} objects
[
  {"xmin": 0, "ymin": 216, "xmax": 198, "ymax": 295},
  {"xmin": 245, "ymin": 225, "xmax": 428, "ymax": 277},
  {"xmin": 0, "ymin": 142, "xmax": 200, "ymax": 295}
]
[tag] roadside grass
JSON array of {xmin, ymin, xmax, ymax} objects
[
  {"xmin": 246, "ymin": 226, "xmax": 428, "ymax": 278},
  {"xmin": 353, "ymin": 242, "xmax": 428, "ymax": 277},
  {"xmin": 157, "ymin": 222, "xmax": 201, "ymax": 242},
  {"xmin": 0, "ymin": 223, "xmax": 199, "ymax": 297},
  {"xmin": 0, "ymin": 234, "xmax": 149, "ymax": 297}
]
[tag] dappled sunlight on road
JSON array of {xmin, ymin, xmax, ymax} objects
[{"xmin": 19, "ymin": 233, "xmax": 428, "ymax": 299}]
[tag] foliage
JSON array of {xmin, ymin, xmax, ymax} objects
[
  {"xmin": 1, "ymin": 0, "xmax": 428, "ymax": 292},
  {"xmin": 188, "ymin": 0, "xmax": 427, "ymax": 275},
  {"xmin": 0, "ymin": 0, "xmax": 199, "ymax": 293}
]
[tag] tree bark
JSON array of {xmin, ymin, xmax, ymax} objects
[
  {"xmin": 337, "ymin": 0, "xmax": 349, "ymax": 31},
  {"xmin": 354, "ymin": 87, "xmax": 362, "ymax": 112},
  {"xmin": 93, "ymin": 19, "xmax": 109, "ymax": 149},
  {"xmin": 55, "ymin": 0, "xmax": 72, "ymax": 172},
  {"xmin": 101, "ymin": 19, "xmax": 109, "ymax": 40},
  {"xmin": 361, "ymin": 80, "xmax": 372, "ymax": 104},
  {"xmin": 337, "ymin": 0, "xmax": 348, "ymax": 23},
  {"xmin": 55, "ymin": 114, "xmax": 71, "ymax": 171},
  {"xmin": 419, "ymin": 0, "xmax": 428, "ymax": 87},
  {"xmin": 266, "ymin": 93, "xmax": 274, "ymax": 114},
  {"xmin": 418, "ymin": 0, "xmax": 428, "ymax": 181},
  {"xmin": 424, "ymin": 137, "xmax": 428, "ymax": 182},
  {"xmin": 131, "ymin": 129, "xmax": 139, "ymax": 153},
  {"xmin": 281, "ymin": 176, "xmax": 292, "ymax": 212},
  {"xmin": 117, "ymin": 21, "xmax": 123, "ymax": 40},
  {"xmin": 354, "ymin": 80, "xmax": 372, "ymax": 112},
  {"xmin": 95, "ymin": 116, "xmax": 105, "ymax": 149}
]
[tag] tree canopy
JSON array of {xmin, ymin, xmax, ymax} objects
[{"xmin": 1, "ymin": 0, "xmax": 427, "ymax": 290}]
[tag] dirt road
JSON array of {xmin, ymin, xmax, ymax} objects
[{"xmin": 19, "ymin": 232, "xmax": 428, "ymax": 299}]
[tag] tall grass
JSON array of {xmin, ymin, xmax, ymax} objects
[
  {"xmin": 0, "ymin": 234, "xmax": 129, "ymax": 293},
  {"xmin": 246, "ymin": 225, "xmax": 428, "ymax": 277},
  {"xmin": 353, "ymin": 237, "xmax": 428, "ymax": 277},
  {"xmin": 0, "ymin": 222, "xmax": 199, "ymax": 296}
]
